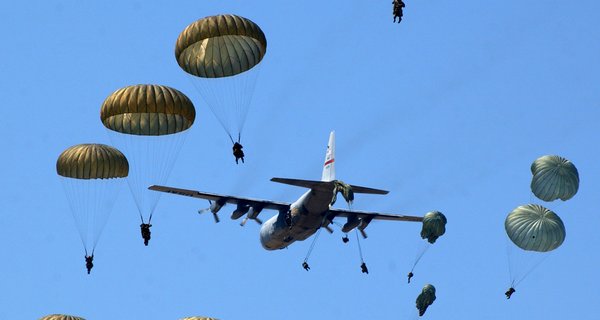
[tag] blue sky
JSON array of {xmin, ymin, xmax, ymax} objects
[{"xmin": 0, "ymin": 1, "xmax": 598, "ymax": 319}]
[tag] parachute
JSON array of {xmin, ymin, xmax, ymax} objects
[
  {"xmin": 416, "ymin": 284, "xmax": 436, "ymax": 317},
  {"xmin": 39, "ymin": 315, "xmax": 85, "ymax": 320},
  {"xmin": 530, "ymin": 155, "xmax": 579, "ymax": 202},
  {"xmin": 505, "ymin": 204, "xmax": 566, "ymax": 291},
  {"xmin": 505, "ymin": 204, "xmax": 565, "ymax": 252},
  {"xmin": 421, "ymin": 211, "xmax": 447, "ymax": 244},
  {"xmin": 175, "ymin": 14, "xmax": 267, "ymax": 143},
  {"xmin": 57, "ymin": 144, "xmax": 128, "ymax": 258},
  {"xmin": 331, "ymin": 180, "xmax": 354, "ymax": 207},
  {"xmin": 100, "ymin": 84, "xmax": 195, "ymax": 244},
  {"xmin": 180, "ymin": 318, "xmax": 219, "ymax": 320}
]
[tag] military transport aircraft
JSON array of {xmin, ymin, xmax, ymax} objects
[{"xmin": 149, "ymin": 132, "xmax": 423, "ymax": 250}]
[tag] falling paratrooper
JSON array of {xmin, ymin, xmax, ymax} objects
[
  {"xmin": 56, "ymin": 144, "xmax": 129, "ymax": 274},
  {"xmin": 175, "ymin": 14, "xmax": 267, "ymax": 163},
  {"xmin": 504, "ymin": 204, "xmax": 566, "ymax": 299},
  {"xmin": 408, "ymin": 211, "xmax": 447, "ymax": 283},
  {"xmin": 100, "ymin": 84, "xmax": 196, "ymax": 246},
  {"xmin": 392, "ymin": 0, "xmax": 406, "ymax": 23}
]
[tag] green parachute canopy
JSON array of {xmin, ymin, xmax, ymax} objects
[
  {"xmin": 505, "ymin": 204, "xmax": 565, "ymax": 252},
  {"xmin": 530, "ymin": 155, "xmax": 579, "ymax": 202},
  {"xmin": 180, "ymin": 317, "xmax": 219, "ymax": 320},
  {"xmin": 39, "ymin": 314, "xmax": 85, "ymax": 320},
  {"xmin": 421, "ymin": 211, "xmax": 447, "ymax": 244},
  {"xmin": 416, "ymin": 284, "xmax": 436, "ymax": 317},
  {"xmin": 175, "ymin": 14, "xmax": 267, "ymax": 78}
]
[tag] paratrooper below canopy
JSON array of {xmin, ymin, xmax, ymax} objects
[
  {"xmin": 175, "ymin": 14, "xmax": 267, "ymax": 78},
  {"xmin": 100, "ymin": 84, "xmax": 196, "ymax": 136},
  {"xmin": 530, "ymin": 155, "xmax": 579, "ymax": 202},
  {"xmin": 56, "ymin": 144, "xmax": 129, "ymax": 179},
  {"xmin": 421, "ymin": 211, "xmax": 446, "ymax": 244},
  {"xmin": 505, "ymin": 204, "xmax": 565, "ymax": 252}
]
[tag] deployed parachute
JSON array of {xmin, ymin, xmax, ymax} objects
[
  {"xmin": 416, "ymin": 284, "xmax": 436, "ymax": 317},
  {"xmin": 505, "ymin": 204, "xmax": 566, "ymax": 291},
  {"xmin": 421, "ymin": 211, "xmax": 447, "ymax": 244},
  {"xmin": 331, "ymin": 180, "xmax": 354, "ymax": 207},
  {"xmin": 57, "ymin": 144, "xmax": 128, "ymax": 269},
  {"xmin": 175, "ymin": 14, "xmax": 267, "ymax": 143},
  {"xmin": 180, "ymin": 318, "xmax": 219, "ymax": 320},
  {"xmin": 40, "ymin": 315, "xmax": 86, "ymax": 320},
  {"xmin": 530, "ymin": 155, "xmax": 579, "ymax": 202},
  {"xmin": 505, "ymin": 204, "xmax": 565, "ymax": 252},
  {"xmin": 100, "ymin": 84, "xmax": 195, "ymax": 245}
]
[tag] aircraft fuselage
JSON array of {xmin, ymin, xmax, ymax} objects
[{"xmin": 259, "ymin": 185, "xmax": 335, "ymax": 250}]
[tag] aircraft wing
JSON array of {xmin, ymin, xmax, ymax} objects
[
  {"xmin": 326, "ymin": 207, "xmax": 423, "ymax": 222},
  {"xmin": 148, "ymin": 185, "xmax": 291, "ymax": 211}
]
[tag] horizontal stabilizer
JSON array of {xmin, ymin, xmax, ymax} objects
[{"xmin": 270, "ymin": 178, "xmax": 388, "ymax": 195}]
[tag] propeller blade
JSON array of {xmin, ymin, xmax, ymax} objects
[
  {"xmin": 240, "ymin": 217, "xmax": 249, "ymax": 227},
  {"xmin": 212, "ymin": 212, "xmax": 220, "ymax": 223},
  {"xmin": 254, "ymin": 217, "xmax": 263, "ymax": 225}
]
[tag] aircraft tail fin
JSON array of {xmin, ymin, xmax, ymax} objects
[{"xmin": 322, "ymin": 131, "xmax": 335, "ymax": 182}]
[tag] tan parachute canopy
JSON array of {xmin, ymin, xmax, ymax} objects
[
  {"xmin": 505, "ymin": 204, "xmax": 566, "ymax": 252},
  {"xmin": 175, "ymin": 14, "xmax": 267, "ymax": 78},
  {"xmin": 421, "ymin": 211, "xmax": 447, "ymax": 244},
  {"xmin": 56, "ymin": 144, "xmax": 129, "ymax": 179},
  {"xmin": 416, "ymin": 284, "xmax": 436, "ymax": 317},
  {"xmin": 530, "ymin": 155, "xmax": 579, "ymax": 202},
  {"xmin": 100, "ymin": 84, "xmax": 196, "ymax": 135},
  {"xmin": 39, "ymin": 315, "xmax": 86, "ymax": 320}
]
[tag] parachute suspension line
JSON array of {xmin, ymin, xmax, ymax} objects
[
  {"xmin": 355, "ymin": 229, "xmax": 365, "ymax": 263},
  {"xmin": 505, "ymin": 237, "xmax": 550, "ymax": 288},
  {"xmin": 60, "ymin": 176, "xmax": 121, "ymax": 255},
  {"xmin": 186, "ymin": 62, "xmax": 261, "ymax": 142},
  {"xmin": 111, "ymin": 130, "xmax": 189, "ymax": 224},
  {"xmin": 410, "ymin": 242, "xmax": 431, "ymax": 273},
  {"xmin": 513, "ymin": 254, "xmax": 550, "ymax": 288},
  {"xmin": 304, "ymin": 228, "xmax": 323, "ymax": 264},
  {"xmin": 506, "ymin": 237, "xmax": 516, "ymax": 286}
]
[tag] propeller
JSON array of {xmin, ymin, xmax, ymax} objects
[
  {"xmin": 198, "ymin": 200, "xmax": 221, "ymax": 223},
  {"xmin": 240, "ymin": 207, "xmax": 263, "ymax": 226}
]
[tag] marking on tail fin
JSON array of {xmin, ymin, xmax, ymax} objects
[{"xmin": 322, "ymin": 131, "xmax": 336, "ymax": 182}]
